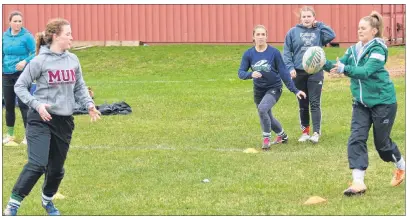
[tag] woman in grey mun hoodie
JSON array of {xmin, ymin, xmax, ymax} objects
[
  {"xmin": 4, "ymin": 18, "xmax": 101, "ymax": 216},
  {"xmin": 283, "ymin": 6, "xmax": 335, "ymax": 144}
]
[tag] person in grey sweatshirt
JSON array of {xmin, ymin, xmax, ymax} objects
[
  {"xmin": 283, "ymin": 6, "xmax": 336, "ymax": 144},
  {"xmin": 3, "ymin": 18, "xmax": 101, "ymax": 216}
]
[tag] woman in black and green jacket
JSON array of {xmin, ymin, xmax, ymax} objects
[{"xmin": 324, "ymin": 11, "xmax": 405, "ymax": 196}]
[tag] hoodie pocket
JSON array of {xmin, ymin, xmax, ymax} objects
[{"xmin": 365, "ymin": 83, "xmax": 379, "ymax": 98}]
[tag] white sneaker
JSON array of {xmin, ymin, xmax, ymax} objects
[
  {"xmin": 3, "ymin": 135, "xmax": 18, "ymax": 146},
  {"xmin": 3, "ymin": 205, "xmax": 18, "ymax": 215},
  {"xmin": 3, "ymin": 134, "xmax": 16, "ymax": 144},
  {"xmin": 343, "ymin": 181, "xmax": 367, "ymax": 196},
  {"xmin": 309, "ymin": 132, "xmax": 320, "ymax": 144},
  {"xmin": 21, "ymin": 136, "xmax": 27, "ymax": 145},
  {"xmin": 298, "ymin": 133, "xmax": 310, "ymax": 142}
]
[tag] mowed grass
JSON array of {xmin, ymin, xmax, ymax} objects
[{"xmin": 2, "ymin": 45, "xmax": 405, "ymax": 215}]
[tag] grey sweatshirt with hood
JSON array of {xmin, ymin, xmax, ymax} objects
[
  {"xmin": 283, "ymin": 22, "xmax": 336, "ymax": 80},
  {"xmin": 15, "ymin": 45, "xmax": 94, "ymax": 116}
]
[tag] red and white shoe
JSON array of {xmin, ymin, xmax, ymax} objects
[
  {"xmin": 298, "ymin": 126, "xmax": 310, "ymax": 142},
  {"xmin": 272, "ymin": 133, "xmax": 288, "ymax": 145},
  {"xmin": 262, "ymin": 137, "xmax": 271, "ymax": 150}
]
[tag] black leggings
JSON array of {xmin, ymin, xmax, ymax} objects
[
  {"xmin": 293, "ymin": 70, "xmax": 323, "ymax": 134},
  {"xmin": 2, "ymin": 72, "xmax": 29, "ymax": 128}
]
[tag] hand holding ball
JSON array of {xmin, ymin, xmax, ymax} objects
[{"xmin": 302, "ymin": 46, "xmax": 326, "ymax": 74}]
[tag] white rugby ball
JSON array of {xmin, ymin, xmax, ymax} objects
[{"xmin": 302, "ymin": 46, "xmax": 326, "ymax": 74}]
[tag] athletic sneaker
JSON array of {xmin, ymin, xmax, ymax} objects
[
  {"xmin": 309, "ymin": 132, "xmax": 320, "ymax": 144},
  {"xmin": 298, "ymin": 126, "xmax": 310, "ymax": 142},
  {"xmin": 343, "ymin": 181, "xmax": 367, "ymax": 196},
  {"xmin": 3, "ymin": 205, "xmax": 18, "ymax": 216},
  {"xmin": 272, "ymin": 133, "xmax": 288, "ymax": 145},
  {"xmin": 3, "ymin": 134, "xmax": 15, "ymax": 144},
  {"xmin": 391, "ymin": 169, "xmax": 405, "ymax": 186},
  {"xmin": 42, "ymin": 201, "xmax": 60, "ymax": 216},
  {"xmin": 262, "ymin": 137, "xmax": 271, "ymax": 150},
  {"xmin": 21, "ymin": 136, "xmax": 27, "ymax": 145},
  {"xmin": 298, "ymin": 133, "xmax": 310, "ymax": 142},
  {"xmin": 3, "ymin": 135, "xmax": 18, "ymax": 146}
]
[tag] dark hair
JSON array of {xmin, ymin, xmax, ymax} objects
[
  {"xmin": 361, "ymin": 11, "xmax": 384, "ymax": 38},
  {"xmin": 35, "ymin": 18, "xmax": 70, "ymax": 55},
  {"xmin": 9, "ymin": 11, "xmax": 23, "ymax": 22}
]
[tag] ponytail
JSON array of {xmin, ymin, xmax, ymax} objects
[
  {"xmin": 35, "ymin": 18, "xmax": 70, "ymax": 55},
  {"xmin": 370, "ymin": 11, "xmax": 383, "ymax": 38},
  {"xmin": 361, "ymin": 11, "xmax": 384, "ymax": 38},
  {"xmin": 35, "ymin": 32, "xmax": 46, "ymax": 55}
]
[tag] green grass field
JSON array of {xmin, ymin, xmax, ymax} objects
[{"xmin": 2, "ymin": 45, "xmax": 406, "ymax": 215}]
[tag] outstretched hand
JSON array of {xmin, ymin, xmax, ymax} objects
[{"xmin": 330, "ymin": 57, "xmax": 342, "ymax": 73}]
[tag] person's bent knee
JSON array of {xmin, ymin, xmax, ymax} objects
[
  {"xmin": 24, "ymin": 162, "xmax": 47, "ymax": 173},
  {"xmin": 257, "ymin": 105, "xmax": 270, "ymax": 115}
]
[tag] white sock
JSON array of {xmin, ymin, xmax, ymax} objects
[
  {"xmin": 392, "ymin": 154, "xmax": 406, "ymax": 170},
  {"xmin": 277, "ymin": 129, "xmax": 285, "ymax": 136},
  {"xmin": 262, "ymin": 132, "xmax": 271, "ymax": 138},
  {"xmin": 396, "ymin": 157, "xmax": 405, "ymax": 170},
  {"xmin": 352, "ymin": 169, "xmax": 365, "ymax": 184},
  {"xmin": 42, "ymin": 193, "xmax": 53, "ymax": 206},
  {"xmin": 7, "ymin": 198, "xmax": 21, "ymax": 208}
]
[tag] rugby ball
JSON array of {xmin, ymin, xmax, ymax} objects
[{"xmin": 302, "ymin": 46, "xmax": 326, "ymax": 74}]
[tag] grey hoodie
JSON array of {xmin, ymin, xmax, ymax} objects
[
  {"xmin": 283, "ymin": 22, "xmax": 336, "ymax": 79},
  {"xmin": 14, "ymin": 45, "xmax": 94, "ymax": 116}
]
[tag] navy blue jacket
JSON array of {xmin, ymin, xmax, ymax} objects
[
  {"xmin": 283, "ymin": 22, "xmax": 335, "ymax": 80},
  {"xmin": 238, "ymin": 45, "xmax": 299, "ymax": 94}
]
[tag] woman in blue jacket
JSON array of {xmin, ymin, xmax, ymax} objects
[
  {"xmin": 238, "ymin": 25, "xmax": 306, "ymax": 150},
  {"xmin": 283, "ymin": 6, "xmax": 336, "ymax": 144},
  {"xmin": 2, "ymin": 11, "xmax": 35, "ymax": 146}
]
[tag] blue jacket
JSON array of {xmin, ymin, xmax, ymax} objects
[
  {"xmin": 283, "ymin": 22, "xmax": 335, "ymax": 79},
  {"xmin": 238, "ymin": 45, "xmax": 299, "ymax": 94},
  {"xmin": 2, "ymin": 27, "xmax": 36, "ymax": 74}
]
